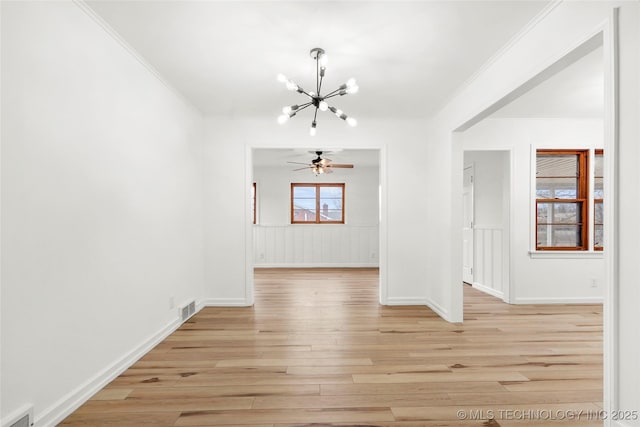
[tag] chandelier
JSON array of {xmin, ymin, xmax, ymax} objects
[{"xmin": 277, "ymin": 48, "xmax": 358, "ymax": 136}]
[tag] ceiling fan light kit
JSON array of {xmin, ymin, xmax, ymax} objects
[
  {"xmin": 277, "ymin": 48, "xmax": 358, "ymax": 136},
  {"xmin": 288, "ymin": 151, "xmax": 354, "ymax": 176}
]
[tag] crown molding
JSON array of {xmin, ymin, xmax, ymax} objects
[{"xmin": 72, "ymin": 0, "xmax": 202, "ymax": 117}]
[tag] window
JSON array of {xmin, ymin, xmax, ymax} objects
[
  {"xmin": 252, "ymin": 182, "xmax": 256, "ymax": 224},
  {"xmin": 291, "ymin": 183, "xmax": 344, "ymax": 224},
  {"xmin": 535, "ymin": 149, "xmax": 603, "ymax": 251},
  {"xmin": 594, "ymin": 150, "xmax": 603, "ymax": 250}
]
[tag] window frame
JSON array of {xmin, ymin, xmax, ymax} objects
[
  {"xmin": 290, "ymin": 183, "xmax": 345, "ymax": 224},
  {"xmin": 535, "ymin": 149, "xmax": 589, "ymax": 251},
  {"xmin": 252, "ymin": 182, "xmax": 256, "ymax": 224},
  {"xmin": 594, "ymin": 149, "xmax": 604, "ymax": 251}
]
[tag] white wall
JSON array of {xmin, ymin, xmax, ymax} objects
[
  {"xmin": 426, "ymin": 0, "xmax": 621, "ymax": 323},
  {"xmin": 253, "ymin": 165, "xmax": 379, "ymax": 267},
  {"xmin": 428, "ymin": 1, "xmax": 639, "ymax": 423},
  {"xmin": 464, "ymin": 151, "xmax": 508, "ymax": 299},
  {"xmin": 1, "ymin": 2, "xmax": 205, "ymax": 425},
  {"xmin": 464, "ymin": 119, "xmax": 604, "ymax": 303},
  {"xmin": 615, "ymin": 4, "xmax": 640, "ymax": 424},
  {"xmin": 203, "ymin": 117, "xmax": 430, "ymax": 306}
]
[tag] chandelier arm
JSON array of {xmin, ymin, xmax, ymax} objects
[
  {"xmin": 313, "ymin": 106, "xmax": 319, "ymax": 123},
  {"xmin": 323, "ymin": 93, "xmax": 342, "ymax": 100},
  {"xmin": 322, "ymin": 88, "xmax": 342, "ymax": 98},
  {"xmin": 316, "ymin": 56, "xmax": 320, "ymax": 94},
  {"xmin": 299, "ymin": 89, "xmax": 315, "ymax": 99},
  {"xmin": 294, "ymin": 103, "xmax": 314, "ymax": 113},
  {"xmin": 318, "ymin": 73, "xmax": 324, "ymax": 96}
]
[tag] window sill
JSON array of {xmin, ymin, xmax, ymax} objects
[{"xmin": 529, "ymin": 250, "xmax": 604, "ymax": 259}]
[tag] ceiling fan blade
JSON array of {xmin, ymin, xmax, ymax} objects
[
  {"xmin": 327, "ymin": 164, "xmax": 354, "ymax": 168},
  {"xmin": 324, "ymin": 168, "xmax": 334, "ymax": 174},
  {"xmin": 293, "ymin": 166, "xmax": 313, "ymax": 171},
  {"xmin": 287, "ymin": 161, "xmax": 313, "ymax": 166}
]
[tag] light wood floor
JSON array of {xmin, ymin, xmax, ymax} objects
[{"xmin": 61, "ymin": 268, "xmax": 603, "ymax": 426}]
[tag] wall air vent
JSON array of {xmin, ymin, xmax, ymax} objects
[
  {"xmin": 179, "ymin": 300, "xmax": 196, "ymax": 322},
  {"xmin": 7, "ymin": 405, "xmax": 34, "ymax": 427}
]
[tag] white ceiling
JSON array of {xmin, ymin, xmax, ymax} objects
[
  {"xmin": 492, "ymin": 46, "xmax": 603, "ymax": 118},
  {"xmin": 86, "ymin": 0, "xmax": 550, "ymax": 119}
]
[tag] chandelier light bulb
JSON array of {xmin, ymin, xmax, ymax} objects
[
  {"xmin": 346, "ymin": 85, "xmax": 359, "ymax": 94},
  {"xmin": 277, "ymin": 114, "xmax": 289, "ymax": 124},
  {"xmin": 282, "ymin": 106, "xmax": 292, "ymax": 114},
  {"xmin": 319, "ymin": 101, "xmax": 328, "ymax": 111},
  {"xmin": 320, "ymin": 54, "xmax": 328, "ymax": 67},
  {"xmin": 277, "ymin": 73, "xmax": 287, "ymax": 83},
  {"xmin": 309, "ymin": 126, "xmax": 317, "ymax": 137},
  {"xmin": 346, "ymin": 117, "xmax": 358, "ymax": 127},
  {"xmin": 286, "ymin": 80, "xmax": 298, "ymax": 91},
  {"xmin": 346, "ymin": 78, "xmax": 357, "ymax": 88}
]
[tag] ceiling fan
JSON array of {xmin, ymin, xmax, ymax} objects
[{"xmin": 288, "ymin": 151, "xmax": 354, "ymax": 174}]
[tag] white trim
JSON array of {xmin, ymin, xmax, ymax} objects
[
  {"xmin": 529, "ymin": 251, "xmax": 605, "ymax": 259},
  {"xmin": 254, "ymin": 263, "xmax": 379, "ymax": 269},
  {"xmin": 438, "ymin": 0, "xmax": 563, "ymax": 114},
  {"xmin": 247, "ymin": 145, "xmax": 388, "ymax": 307},
  {"xmin": 506, "ymin": 148, "xmax": 515, "ymax": 304},
  {"xmin": 602, "ymin": 9, "xmax": 619, "ymax": 426},
  {"xmin": 514, "ymin": 296, "xmax": 603, "ymax": 305},
  {"xmin": 378, "ymin": 145, "xmax": 389, "ymax": 305},
  {"xmin": 462, "ymin": 163, "xmax": 475, "ymax": 286},
  {"xmin": 450, "ymin": 133, "xmax": 464, "ymax": 322},
  {"xmin": 34, "ymin": 315, "xmax": 186, "ymax": 426},
  {"xmin": 425, "ymin": 298, "xmax": 450, "ymax": 320},
  {"xmin": 386, "ymin": 297, "xmax": 426, "ymax": 306},
  {"xmin": 201, "ymin": 298, "xmax": 251, "ymax": 307},
  {"xmin": 245, "ymin": 146, "xmax": 255, "ymax": 306},
  {"xmin": 472, "ymin": 282, "xmax": 504, "ymax": 300},
  {"xmin": 612, "ymin": 421, "xmax": 636, "ymax": 427}
]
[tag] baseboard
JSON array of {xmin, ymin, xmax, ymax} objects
[
  {"xmin": 514, "ymin": 296, "xmax": 604, "ymax": 304},
  {"xmin": 201, "ymin": 298, "xmax": 251, "ymax": 307},
  {"xmin": 35, "ymin": 314, "xmax": 187, "ymax": 426},
  {"xmin": 386, "ymin": 297, "xmax": 426, "ymax": 306},
  {"xmin": 425, "ymin": 297, "xmax": 449, "ymax": 320},
  {"xmin": 253, "ymin": 263, "xmax": 379, "ymax": 268},
  {"xmin": 612, "ymin": 420, "xmax": 636, "ymax": 427},
  {"xmin": 472, "ymin": 282, "xmax": 505, "ymax": 300}
]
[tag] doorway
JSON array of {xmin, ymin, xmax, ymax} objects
[
  {"xmin": 462, "ymin": 164, "xmax": 474, "ymax": 284},
  {"xmin": 246, "ymin": 147, "xmax": 387, "ymax": 304}
]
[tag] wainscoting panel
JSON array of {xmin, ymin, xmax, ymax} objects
[
  {"xmin": 473, "ymin": 225, "xmax": 504, "ymax": 299},
  {"xmin": 254, "ymin": 225, "xmax": 379, "ymax": 267}
]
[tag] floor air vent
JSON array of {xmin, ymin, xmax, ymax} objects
[{"xmin": 179, "ymin": 300, "xmax": 196, "ymax": 322}]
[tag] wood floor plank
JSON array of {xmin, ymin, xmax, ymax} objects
[
  {"xmin": 73, "ymin": 397, "xmax": 254, "ymax": 414},
  {"xmin": 60, "ymin": 269, "xmax": 603, "ymax": 426},
  {"xmin": 90, "ymin": 388, "xmax": 133, "ymax": 401},
  {"xmin": 173, "ymin": 408, "xmax": 396, "ymax": 425},
  {"xmin": 127, "ymin": 384, "xmax": 320, "ymax": 400},
  {"xmin": 352, "ymin": 371, "xmax": 531, "ymax": 383}
]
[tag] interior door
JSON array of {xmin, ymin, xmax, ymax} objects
[{"xmin": 462, "ymin": 165, "xmax": 474, "ymax": 284}]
